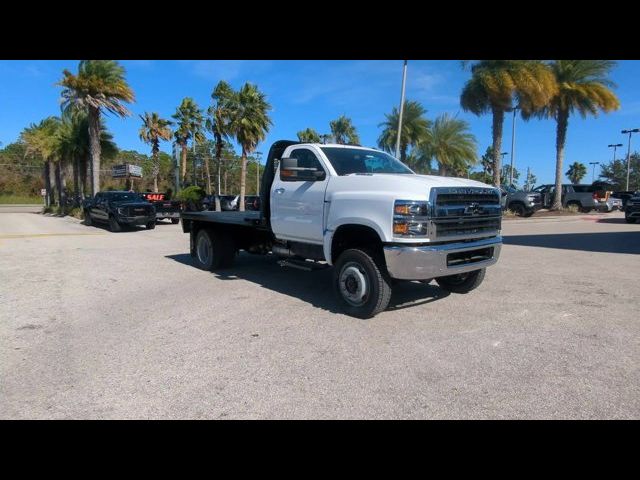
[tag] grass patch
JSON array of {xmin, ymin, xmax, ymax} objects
[
  {"xmin": 565, "ymin": 204, "xmax": 580, "ymax": 214},
  {"xmin": 50, "ymin": 205, "xmax": 84, "ymax": 218},
  {"xmin": 502, "ymin": 209, "xmax": 517, "ymax": 217},
  {"xmin": 0, "ymin": 195, "xmax": 43, "ymax": 204}
]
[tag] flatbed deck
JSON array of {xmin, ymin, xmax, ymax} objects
[{"xmin": 181, "ymin": 210, "xmax": 263, "ymax": 227}]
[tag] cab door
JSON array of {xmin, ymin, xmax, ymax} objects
[
  {"xmin": 270, "ymin": 146, "xmax": 329, "ymax": 244},
  {"xmin": 89, "ymin": 193, "xmax": 104, "ymax": 221}
]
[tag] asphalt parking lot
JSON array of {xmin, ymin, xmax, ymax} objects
[{"xmin": 1, "ymin": 211, "xmax": 639, "ymax": 419}]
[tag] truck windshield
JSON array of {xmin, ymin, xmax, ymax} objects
[
  {"xmin": 320, "ymin": 147, "xmax": 413, "ymax": 176},
  {"xmin": 107, "ymin": 193, "xmax": 144, "ymax": 202}
]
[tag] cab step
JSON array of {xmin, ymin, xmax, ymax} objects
[{"xmin": 277, "ymin": 259, "xmax": 329, "ymax": 271}]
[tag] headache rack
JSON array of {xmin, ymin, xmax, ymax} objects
[{"xmin": 429, "ymin": 187, "xmax": 502, "ymax": 242}]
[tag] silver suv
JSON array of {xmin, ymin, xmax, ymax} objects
[
  {"xmin": 531, "ymin": 184, "xmax": 611, "ymax": 213},
  {"xmin": 500, "ymin": 185, "xmax": 543, "ymax": 217}
]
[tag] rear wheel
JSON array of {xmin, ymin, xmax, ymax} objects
[
  {"xmin": 436, "ymin": 268, "xmax": 485, "ymax": 294},
  {"xmin": 171, "ymin": 218, "xmax": 180, "ymax": 224},
  {"xmin": 108, "ymin": 215, "xmax": 121, "ymax": 232},
  {"xmin": 84, "ymin": 210, "xmax": 92, "ymax": 226},
  {"xmin": 146, "ymin": 222, "xmax": 156, "ymax": 230},
  {"xmin": 626, "ymin": 217, "xmax": 637, "ymax": 224},
  {"xmin": 194, "ymin": 229, "xmax": 235, "ymax": 271},
  {"xmin": 333, "ymin": 248, "xmax": 392, "ymax": 319}
]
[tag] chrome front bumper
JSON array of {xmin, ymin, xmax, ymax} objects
[{"xmin": 383, "ymin": 236, "xmax": 502, "ymax": 280}]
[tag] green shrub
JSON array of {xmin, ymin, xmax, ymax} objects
[
  {"xmin": 176, "ymin": 186, "xmax": 206, "ymax": 202},
  {"xmin": 42, "ymin": 206, "xmax": 54, "ymax": 214}
]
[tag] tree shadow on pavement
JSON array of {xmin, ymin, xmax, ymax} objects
[
  {"xmin": 503, "ymin": 231, "xmax": 640, "ymax": 254},
  {"xmin": 165, "ymin": 252, "xmax": 450, "ymax": 316}
]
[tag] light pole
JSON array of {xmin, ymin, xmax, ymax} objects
[
  {"xmin": 394, "ymin": 60, "xmax": 408, "ymax": 160},
  {"xmin": 255, "ymin": 151, "xmax": 263, "ymax": 196},
  {"xmin": 608, "ymin": 143, "xmax": 623, "ymax": 162},
  {"xmin": 622, "ymin": 129, "xmax": 639, "ymax": 191},
  {"xmin": 589, "ymin": 162, "xmax": 600, "ymax": 183},
  {"xmin": 507, "ymin": 106, "xmax": 519, "ymax": 186}
]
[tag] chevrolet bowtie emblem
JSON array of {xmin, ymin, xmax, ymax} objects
[{"xmin": 464, "ymin": 202, "xmax": 482, "ymax": 215}]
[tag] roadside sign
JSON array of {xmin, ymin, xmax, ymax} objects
[
  {"xmin": 112, "ymin": 164, "xmax": 128, "ymax": 178},
  {"xmin": 127, "ymin": 164, "xmax": 143, "ymax": 177},
  {"xmin": 40, "ymin": 189, "xmax": 46, "ymax": 196},
  {"xmin": 112, "ymin": 164, "xmax": 143, "ymax": 178}
]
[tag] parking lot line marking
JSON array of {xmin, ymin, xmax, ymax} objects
[{"xmin": 0, "ymin": 233, "xmax": 106, "ymax": 239}]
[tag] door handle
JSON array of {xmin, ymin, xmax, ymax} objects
[{"xmin": 275, "ymin": 188, "xmax": 285, "ymax": 194}]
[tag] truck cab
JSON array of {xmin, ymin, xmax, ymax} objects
[{"xmin": 181, "ymin": 140, "xmax": 503, "ymax": 318}]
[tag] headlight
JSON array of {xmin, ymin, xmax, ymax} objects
[{"xmin": 393, "ymin": 200, "xmax": 429, "ymax": 237}]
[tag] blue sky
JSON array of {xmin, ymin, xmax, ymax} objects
[{"xmin": 1, "ymin": 59, "xmax": 639, "ymax": 185}]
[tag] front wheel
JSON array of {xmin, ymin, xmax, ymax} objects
[
  {"xmin": 84, "ymin": 210, "xmax": 92, "ymax": 226},
  {"xmin": 435, "ymin": 268, "xmax": 486, "ymax": 294},
  {"xmin": 509, "ymin": 202, "xmax": 526, "ymax": 217},
  {"xmin": 146, "ymin": 221, "xmax": 156, "ymax": 230},
  {"xmin": 108, "ymin": 216, "xmax": 121, "ymax": 232},
  {"xmin": 171, "ymin": 218, "xmax": 180, "ymax": 224},
  {"xmin": 333, "ymin": 248, "xmax": 392, "ymax": 319},
  {"xmin": 626, "ymin": 217, "xmax": 637, "ymax": 224}
]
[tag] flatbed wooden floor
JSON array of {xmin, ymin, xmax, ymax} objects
[{"xmin": 181, "ymin": 210, "xmax": 263, "ymax": 227}]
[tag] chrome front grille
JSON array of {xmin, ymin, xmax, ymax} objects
[{"xmin": 429, "ymin": 187, "xmax": 502, "ymax": 241}]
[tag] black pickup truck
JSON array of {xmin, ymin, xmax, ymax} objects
[
  {"xmin": 83, "ymin": 191, "xmax": 156, "ymax": 232},
  {"xmin": 139, "ymin": 192, "xmax": 182, "ymax": 224},
  {"xmin": 625, "ymin": 194, "xmax": 640, "ymax": 223}
]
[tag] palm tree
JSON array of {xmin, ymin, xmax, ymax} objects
[
  {"xmin": 525, "ymin": 61, "xmax": 620, "ymax": 210},
  {"xmin": 418, "ymin": 113, "xmax": 478, "ymax": 176},
  {"xmin": 229, "ymin": 82, "xmax": 272, "ymax": 212},
  {"xmin": 378, "ymin": 100, "xmax": 431, "ymax": 163},
  {"xmin": 172, "ymin": 97, "xmax": 205, "ymax": 185},
  {"xmin": 565, "ymin": 161, "xmax": 588, "ymax": 185},
  {"xmin": 58, "ymin": 60, "xmax": 135, "ymax": 196},
  {"xmin": 460, "ymin": 60, "xmax": 557, "ymax": 187},
  {"xmin": 57, "ymin": 110, "xmax": 118, "ymax": 203},
  {"xmin": 329, "ymin": 115, "xmax": 359, "ymax": 145},
  {"xmin": 139, "ymin": 112, "xmax": 173, "ymax": 193},
  {"xmin": 206, "ymin": 81, "xmax": 236, "ymax": 198},
  {"xmin": 297, "ymin": 128, "xmax": 321, "ymax": 143},
  {"xmin": 21, "ymin": 117, "xmax": 61, "ymax": 207}
]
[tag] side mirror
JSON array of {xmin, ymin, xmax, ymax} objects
[{"xmin": 280, "ymin": 157, "xmax": 326, "ymax": 182}]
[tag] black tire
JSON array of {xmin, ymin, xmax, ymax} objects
[
  {"xmin": 626, "ymin": 217, "xmax": 637, "ymax": 224},
  {"xmin": 333, "ymin": 248, "xmax": 392, "ymax": 319},
  {"xmin": 194, "ymin": 229, "xmax": 235, "ymax": 271},
  {"xmin": 146, "ymin": 221, "xmax": 156, "ymax": 230},
  {"xmin": 522, "ymin": 210, "xmax": 534, "ymax": 218},
  {"xmin": 171, "ymin": 218, "xmax": 180, "ymax": 224},
  {"xmin": 509, "ymin": 202, "xmax": 526, "ymax": 217},
  {"xmin": 435, "ymin": 268, "xmax": 486, "ymax": 294},
  {"xmin": 84, "ymin": 210, "xmax": 92, "ymax": 226},
  {"xmin": 108, "ymin": 215, "xmax": 121, "ymax": 232}
]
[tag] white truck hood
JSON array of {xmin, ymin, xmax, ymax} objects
[{"xmin": 326, "ymin": 173, "xmax": 494, "ymax": 202}]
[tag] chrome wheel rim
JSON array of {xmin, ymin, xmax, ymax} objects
[
  {"xmin": 196, "ymin": 234, "xmax": 212, "ymax": 266},
  {"xmin": 339, "ymin": 262, "xmax": 369, "ymax": 307}
]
